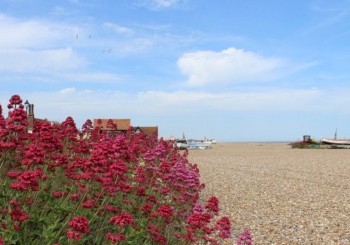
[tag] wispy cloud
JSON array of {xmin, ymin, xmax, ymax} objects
[
  {"xmin": 178, "ymin": 48, "xmax": 286, "ymax": 86},
  {"xmin": 103, "ymin": 22, "xmax": 134, "ymax": 35},
  {"xmin": 304, "ymin": 3, "xmax": 350, "ymax": 36},
  {"xmin": 2, "ymin": 87, "xmax": 341, "ymax": 123},
  {"xmin": 136, "ymin": 0, "xmax": 188, "ymax": 10},
  {"xmin": 0, "ymin": 13, "xmax": 80, "ymax": 49},
  {"xmin": 0, "ymin": 48, "xmax": 85, "ymax": 73},
  {"xmin": 0, "ymin": 13, "xmax": 87, "ymax": 74},
  {"xmin": 59, "ymin": 72, "xmax": 122, "ymax": 83}
]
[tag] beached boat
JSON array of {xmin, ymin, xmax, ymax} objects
[
  {"xmin": 202, "ymin": 139, "xmax": 216, "ymax": 144},
  {"xmin": 321, "ymin": 137, "xmax": 350, "ymax": 145},
  {"xmin": 188, "ymin": 142, "xmax": 212, "ymax": 150},
  {"xmin": 174, "ymin": 139, "xmax": 189, "ymax": 150}
]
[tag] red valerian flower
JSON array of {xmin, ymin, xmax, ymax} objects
[
  {"xmin": 2, "ymin": 222, "xmax": 7, "ymax": 229},
  {"xmin": 156, "ymin": 205, "xmax": 174, "ymax": 223},
  {"xmin": 105, "ymin": 232, "xmax": 126, "ymax": 243},
  {"xmin": 109, "ymin": 212, "xmax": 134, "ymax": 227},
  {"xmin": 205, "ymin": 196, "xmax": 219, "ymax": 214},
  {"xmin": 10, "ymin": 199, "xmax": 21, "ymax": 207},
  {"xmin": 10, "ymin": 209, "xmax": 29, "ymax": 222},
  {"xmin": 146, "ymin": 196, "xmax": 158, "ymax": 204},
  {"xmin": 136, "ymin": 187, "xmax": 146, "ymax": 196},
  {"xmin": 141, "ymin": 203, "xmax": 153, "ymax": 214},
  {"xmin": 26, "ymin": 198, "xmax": 34, "ymax": 206},
  {"xmin": 10, "ymin": 182, "xmax": 27, "ymax": 191},
  {"xmin": 22, "ymin": 144, "xmax": 45, "ymax": 166},
  {"xmin": 6, "ymin": 171, "xmax": 22, "ymax": 179},
  {"xmin": 216, "ymin": 216, "xmax": 232, "ymax": 238},
  {"xmin": 13, "ymin": 223, "xmax": 21, "ymax": 231},
  {"xmin": 66, "ymin": 230, "xmax": 82, "ymax": 241},
  {"xmin": 81, "ymin": 199, "xmax": 95, "ymax": 208},
  {"xmin": 186, "ymin": 213, "xmax": 212, "ymax": 230},
  {"xmin": 70, "ymin": 193, "xmax": 80, "ymax": 201},
  {"xmin": 68, "ymin": 216, "xmax": 90, "ymax": 234},
  {"xmin": 52, "ymin": 191, "xmax": 64, "ymax": 198}
]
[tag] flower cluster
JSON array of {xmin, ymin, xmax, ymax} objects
[{"xmin": 0, "ymin": 94, "xmax": 251, "ymax": 244}]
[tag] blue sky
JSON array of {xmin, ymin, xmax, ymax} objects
[{"xmin": 1, "ymin": 0, "xmax": 350, "ymax": 141}]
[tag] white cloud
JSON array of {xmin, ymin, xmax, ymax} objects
[
  {"xmin": 178, "ymin": 47, "xmax": 286, "ymax": 86},
  {"xmin": 59, "ymin": 87, "xmax": 76, "ymax": 94},
  {"xmin": 60, "ymin": 72, "xmax": 121, "ymax": 83},
  {"xmin": 153, "ymin": 0, "xmax": 178, "ymax": 8},
  {"xmin": 103, "ymin": 22, "xmax": 134, "ymax": 34},
  {"xmin": 137, "ymin": 0, "xmax": 186, "ymax": 10},
  {"xmin": 0, "ymin": 13, "xmax": 80, "ymax": 49},
  {"xmin": 2, "ymin": 87, "xmax": 350, "ymax": 141},
  {"xmin": 4, "ymin": 87, "xmax": 339, "ymax": 124},
  {"xmin": 0, "ymin": 13, "xmax": 87, "ymax": 74},
  {"xmin": 0, "ymin": 48, "xmax": 86, "ymax": 72}
]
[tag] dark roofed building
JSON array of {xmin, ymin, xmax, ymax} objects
[
  {"xmin": 93, "ymin": 119, "xmax": 158, "ymax": 138},
  {"xmin": 93, "ymin": 119, "xmax": 131, "ymax": 131},
  {"xmin": 134, "ymin": 126, "xmax": 158, "ymax": 138}
]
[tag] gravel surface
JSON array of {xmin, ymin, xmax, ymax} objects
[{"xmin": 187, "ymin": 143, "xmax": 350, "ymax": 244}]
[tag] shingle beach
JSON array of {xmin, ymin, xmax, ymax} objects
[{"xmin": 188, "ymin": 143, "xmax": 350, "ymax": 244}]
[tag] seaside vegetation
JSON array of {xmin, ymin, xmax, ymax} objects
[{"xmin": 0, "ymin": 95, "xmax": 252, "ymax": 244}]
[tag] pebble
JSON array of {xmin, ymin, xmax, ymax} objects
[{"xmin": 188, "ymin": 143, "xmax": 350, "ymax": 244}]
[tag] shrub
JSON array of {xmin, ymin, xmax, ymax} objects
[{"xmin": 0, "ymin": 95, "xmax": 251, "ymax": 244}]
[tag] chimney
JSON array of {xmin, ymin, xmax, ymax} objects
[{"xmin": 25, "ymin": 100, "xmax": 35, "ymax": 132}]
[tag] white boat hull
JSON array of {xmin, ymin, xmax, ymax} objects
[{"xmin": 321, "ymin": 137, "xmax": 350, "ymax": 145}]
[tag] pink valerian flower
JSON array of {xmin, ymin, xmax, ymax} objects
[
  {"xmin": 68, "ymin": 216, "xmax": 90, "ymax": 234},
  {"xmin": 0, "ymin": 236, "xmax": 3, "ymax": 245},
  {"xmin": 205, "ymin": 196, "xmax": 219, "ymax": 214},
  {"xmin": 10, "ymin": 199, "xmax": 21, "ymax": 207},
  {"xmin": 66, "ymin": 230, "xmax": 82, "ymax": 241},
  {"xmin": 193, "ymin": 203, "xmax": 204, "ymax": 214},
  {"xmin": 237, "ymin": 229, "xmax": 253, "ymax": 245},
  {"xmin": 201, "ymin": 235, "xmax": 219, "ymax": 245},
  {"xmin": 215, "ymin": 216, "xmax": 232, "ymax": 239},
  {"xmin": 10, "ymin": 209, "xmax": 29, "ymax": 222},
  {"xmin": 109, "ymin": 212, "xmax": 134, "ymax": 227},
  {"xmin": 105, "ymin": 232, "xmax": 126, "ymax": 243}
]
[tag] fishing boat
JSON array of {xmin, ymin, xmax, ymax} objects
[
  {"xmin": 321, "ymin": 129, "xmax": 350, "ymax": 145},
  {"xmin": 174, "ymin": 139, "xmax": 189, "ymax": 149},
  {"xmin": 321, "ymin": 137, "xmax": 350, "ymax": 145},
  {"xmin": 188, "ymin": 142, "xmax": 212, "ymax": 150}
]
